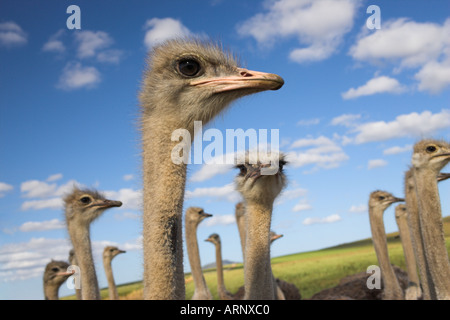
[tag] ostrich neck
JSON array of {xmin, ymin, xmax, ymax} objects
[
  {"xmin": 414, "ymin": 167, "xmax": 450, "ymax": 299},
  {"xmin": 244, "ymin": 200, "xmax": 274, "ymax": 300},
  {"xmin": 185, "ymin": 222, "xmax": 211, "ymax": 299},
  {"xmin": 142, "ymin": 118, "xmax": 188, "ymax": 300},
  {"xmin": 44, "ymin": 283, "xmax": 60, "ymax": 300},
  {"xmin": 103, "ymin": 258, "xmax": 119, "ymax": 300},
  {"xmin": 236, "ymin": 214, "xmax": 247, "ymax": 261},
  {"xmin": 405, "ymin": 183, "xmax": 435, "ymax": 300},
  {"xmin": 395, "ymin": 212, "xmax": 421, "ymax": 291},
  {"xmin": 68, "ymin": 223, "xmax": 100, "ymax": 300},
  {"xmin": 369, "ymin": 206, "xmax": 403, "ymax": 300},
  {"xmin": 213, "ymin": 241, "xmax": 228, "ymax": 298}
]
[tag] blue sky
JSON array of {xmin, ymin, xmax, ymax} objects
[{"xmin": 1, "ymin": 0, "xmax": 450, "ymax": 300}]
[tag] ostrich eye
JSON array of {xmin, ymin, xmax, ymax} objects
[
  {"xmin": 426, "ymin": 145, "xmax": 437, "ymax": 153},
  {"xmin": 237, "ymin": 165, "xmax": 247, "ymax": 176},
  {"xmin": 51, "ymin": 267, "xmax": 59, "ymax": 272},
  {"xmin": 178, "ymin": 59, "xmax": 201, "ymax": 77},
  {"xmin": 80, "ymin": 197, "xmax": 91, "ymax": 204},
  {"xmin": 110, "ymin": 249, "xmax": 115, "ymax": 252},
  {"xmin": 378, "ymin": 196, "xmax": 385, "ymax": 201}
]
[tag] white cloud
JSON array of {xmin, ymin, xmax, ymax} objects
[
  {"xmin": 237, "ymin": 0, "xmax": 361, "ymax": 63},
  {"xmin": 292, "ymin": 199, "xmax": 312, "ymax": 212},
  {"xmin": 21, "ymin": 198, "xmax": 63, "ymax": 211},
  {"xmin": 368, "ymin": 159, "xmax": 388, "ymax": 170},
  {"xmin": 57, "ymin": 62, "xmax": 101, "ymax": 90},
  {"xmin": 104, "ymin": 188, "xmax": 142, "ymax": 211},
  {"xmin": 190, "ymin": 163, "xmax": 234, "ymax": 182},
  {"xmin": 349, "ymin": 18, "xmax": 450, "ymax": 94},
  {"xmin": 350, "ymin": 18, "xmax": 450, "ymax": 69},
  {"xmin": 0, "ymin": 236, "xmax": 139, "ymax": 282},
  {"xmin": 349, "ymin": 204, "xmax": 367, "ymax": 213},
  {"xmin": 342, "ymin": 76, "xmax": 406, "ymax": 100},
  {"xmin": 352, "ymin": 109, "xmax": 450, "ymax": 144},
  {"xmin": 203, "ymin": 214, "xmax": 236, "ymax": 227},
  {"xmin": 303, "ymin": 214, "xmax": 341, "ymax": 225},
  {"xmin": 330, "ymin": 114, "xmax": 361, "ymax": 127},
  {"xmin": 415, "ymin": 60, "xmax": 450, "ymax": 94},
  {"xmin": 21, "ymin": 180, "xmax": 57, "ymax": 198},
  {"xmin": 297, "ymin": 118, "xmax": 320, "ymax": 126},
  {"xmin": 0, "ymin": 21, "xmax": 27, "ymax": 47},
  {"xmin": 276, "ymin": 187, "xmax": 308, "ymax": 205},
  {"xmin": 185, "ymin": 183, "xmax": 241, "ymax": 203},
  {"xmin": 143, "ymin": 18, "xmax": 192, "ymax": 49},
  {"xmin": 383, "ymin": 144, "xmax": 412, "ymax": 155},
  {"xmin": 46, "ymin": 173, "xmax": 63, "ymax": 182},
  {"xmin": 96, "ymin": 49, "xmax": 123, "ymax": 64},
  {"xmin": 123, "ymin": 174, "xmax": 134, "ymax": 181},
  {"xmin": 287, "ymin": 135, "xmax": 349, "ymax": 170},
  {"xmin": 42, "ymin": 29, "xmax": 65, "ymax": 53},
  {"xmin": 0, "ymin": 182, "xmax": 13, "ymax": 198},
  {"xmin": 19, "ymin": 219, "xmax": 65, "ymax": 232},
  {"xmin": 74, "ymin": 30, "xmax": 113, "ymax": 59}
]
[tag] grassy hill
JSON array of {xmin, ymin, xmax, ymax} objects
[{"xmin": 62, "ymin": 216, "xmax": 450, "ymax": 300}]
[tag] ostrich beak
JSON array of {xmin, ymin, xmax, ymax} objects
[
  {"xmin": 390, "ymin": 197, "xmax": 405, "ymax": 204},
  {"xmin": 201, "ymin": 212, "xmax": 213, "ymax": 218},
  {"xmin": 191, "ymin": 68, "xmax": 284, "ymax": 93},
  {"xmin": 271, "ymin": 234, "xmax": 283, "ymax": 241},
  {"xmin": 93, "ymin": 199, "xmax": 123, "ymax": 208},
  {"xmin": 438, "ymin": 172, "xmax": 450, "ymax": 182},
  {"xmin": 118, "ymin": 250, "xmax": 126, "ymax": 254},
  {"xmin": 56, "ymin": 270, "xmax": 75, "ymax": 276}
]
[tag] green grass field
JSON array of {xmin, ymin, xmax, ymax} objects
[{"xmin": 62, "ymin": 216, "xmax": 450, "ymax": 300}]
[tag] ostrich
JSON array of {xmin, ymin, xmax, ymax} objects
[
  {"xmin": 234, "ymin": 151, "xmax": 287, "ymax": 299},
  {"xmin": 394, "ymin": 204, "xmax": 422, "ymax": 300},
  {"xmin": 68, "ymin": 249, "xmax": 82, "ymax": 300},
  {"xmin": 185, "ymin": 207, "xmax": 213, "ymax": 300},
  {"xmin": 411, "ymin": 139, "xmax": 450, "ymax": 300},
  {"xmin": 205, "ymin": 233, "xmax": 241, "ymax": 300},
  {"xmin": 64, "ymin": 187, "xmax": 122, "ymax": 300},
  {"xmin": 405, "ymin": 169, "xmax": 450, "ymax": 300},
  {"xmin": 269, "ymin": 231, "xmax": 302, "ymax": 300},
  {"xmin": 43, "ymin": 260, "xmax": 71, "ymax": 300},
  {"xmin": 103, "ymin": 246, "xmax": 126, "ymax": 300},
  {"xmin": 368, "ymin": 190, "xmax": 405, "ymax": 300},
  {"xmin": 234, "ymin": 202, "xmax": 246, "ymax": 261},
  {"xmin": 139, "ymin": 38, "xmax": 283, "ymax": 299}
]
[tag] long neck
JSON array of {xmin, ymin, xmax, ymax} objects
[
  {"xmin": 369, "ymin": 206, "xmax": 404, "ymax": 300},
  {"xmin": 103, "ymin": 257, "xmax": 119, "ymax": 300},
  {"xmin": 395, "ymin": 212, "xmax": 421, "ymax": 298},
  {"xmin": 185, "ymin": 222, "xmax": 211, "ymax": 300},
  {"xmin": 244, "ymin": 200, "xmax": 274, "ymax": 300},
  {"xmin": 142, "ymin": 119, "xmax": 188, "ymax": 300},
  {"xmin": 68, "ymin": 223, "xmax": 100, "ymax": 300},
  {"xmin": 214, "ymin": 241, "xmax": 229, "ymax": 299},
  {"xmin": 414, "ymin": 167, "xmax": 450, "ymax": 300},
  {"xmin": 236, "ymin": 214, "xmax": 246, "ymax": 261},
  {"xmin": 44, "ymin": 282, "xmax": 60, "ymax": 300},
  {"xmin": 405, "ymin": 181, "xmax": 435, "ymax": 300}
]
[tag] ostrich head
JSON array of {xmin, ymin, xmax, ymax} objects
[
  {"xmin": 140, "ymin": 38, "xmax": 284, "ymax": 128},
  {"xmin": 103, "ymin": 246, "xmax": 126, "ymax": 261},
  {"xmin": 64, "ymin": 187, "xmax": 122, "ymax": 225},
  {"xmin": 411, "ymin": 139, "xmax": 450, "ymax": 172},
  {"xmin": 185, "ymin": 207, "xmax": 212, "ymax": 227},
  {"xmin": 369, "ymin": 190, "xmax": 404, "ymax": 211},
  {"xmin": 235, "ymin": 151, "xmax": 287, "ymax": 205}
]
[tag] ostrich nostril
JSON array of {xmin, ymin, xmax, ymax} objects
[{"xmin": 240, "ymin": 69, "xmax": 252, "ymax": 77}]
